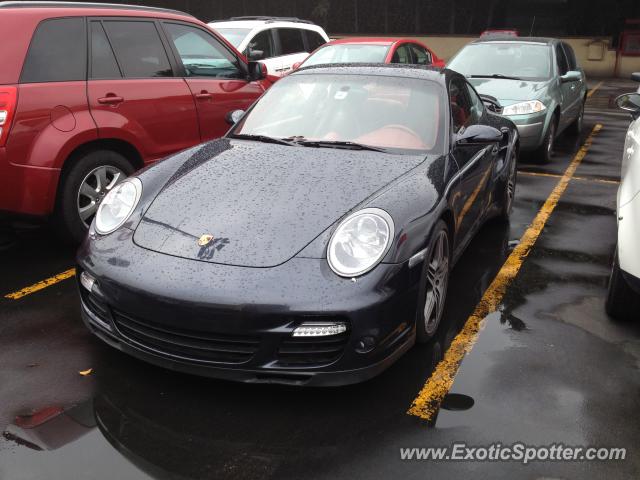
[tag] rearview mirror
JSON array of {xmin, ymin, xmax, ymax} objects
[
  {"xmin": 561, "ymin": 70, "xmax": 582, "ymax": 83},
  {"xmin": 225, "ymin": 109, "xmax": 245, "ymax": 125},
  {"xmin": 455, "ymin": 124, "xmax": 503, "ymax": 145},
  {"xmin": 248, "ymin": 61, "xmax": 267, "ymax": 81},
  {"xmin": 615, "ymin": 93, "xmax": 640, "ymax": 119}
]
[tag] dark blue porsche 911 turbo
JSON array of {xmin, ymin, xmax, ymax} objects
[{"xmin": 77, "ymin": 64, "xmax": 519, "ymax": 386}]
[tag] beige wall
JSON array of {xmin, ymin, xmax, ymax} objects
[{"xmin": 334, "ymin": 34, "xmax": 640, "ymax": 78}]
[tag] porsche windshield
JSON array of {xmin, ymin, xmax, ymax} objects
[
  {"xmin": 233, "ymin": 74, "xmax": 443, "ymax": 153},
  {"xmin": 448, "ymin": 42, "xmax": 552, "ymax": 81}
]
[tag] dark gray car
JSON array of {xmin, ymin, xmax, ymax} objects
[{"xmin": 448, "ymin": 37, "xmax": 587, "ymax": 162}]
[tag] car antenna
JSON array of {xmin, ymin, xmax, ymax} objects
[{"xmin": 529, "ymin": 16, "xmax": 536, "ymax": 36}]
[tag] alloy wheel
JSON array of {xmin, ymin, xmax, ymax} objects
[
  {"xmin": 505, "ymin": 150, "xmax": 517, "ymax": 213},
  {"xmin": 77, "ymin": 165, "xmax": 126, "ymax": 228},
  {"xmin": 423, "ymin": 230, "xmax": 450, "ymax": 335}
]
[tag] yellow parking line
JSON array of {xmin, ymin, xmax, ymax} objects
[
  {"xmin": 407, "ymin": 123, "xmax": 603, "ymax": 421},
  {"xmin": 587, "ymin": 81, "xmax": 604, "ymax": 98},
  {"xmin": 4, "ymin": 268, "xmax": 76, "ymax": 300},
  {"xmin": 518, "ymin": 170, "xmax": 619, "ymax": 185}
]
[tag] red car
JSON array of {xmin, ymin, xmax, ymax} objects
[
  {"xmin": 293, "ymin": 37, "xmax": 445, "ymax": 70},
  {"xmin": 0, "ymin": 2, "xmax": 271, "ymax": 242}
]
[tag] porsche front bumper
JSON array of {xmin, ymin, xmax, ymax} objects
[{"xmin": 77, "ymin": 230, "xmax": 420, "ymax": 386}]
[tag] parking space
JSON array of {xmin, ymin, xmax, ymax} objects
[{"xmin": 0, "ymin": 78, "xmax": 638, "ymax": 479}]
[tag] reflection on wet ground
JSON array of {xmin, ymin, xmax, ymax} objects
[{"xmin": 1, "ymin": 79, "xmax": 639, "ymax": 479}]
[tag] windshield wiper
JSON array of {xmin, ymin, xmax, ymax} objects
[
  {"xmin": 469, "ymin": 74, "xmax": 522, "ymax": 81},
  {"xmin": 229, "ymin": 133, "xmax": 297, "ymax": 146},
  {"xmin": 294, "ymin": 139, "xmax": 387, "ymax": 153}
]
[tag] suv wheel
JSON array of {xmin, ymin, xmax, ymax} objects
[
  {"xmin": 606, "ymin": 249, "xmax": 640, "ymax": 321},
  {"xmin": 55, "ymin": 150, "xmax": 135, "ymax": 243}
]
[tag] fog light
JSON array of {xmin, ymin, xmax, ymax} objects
[
  {"xmin": 355, "ymin": 336, "xmax": 376, "ymax": 353},
  {"xmin": 79, "ymin": 271, "xmax": 96, "ymax": 292},
  {"xmin": 292, "ymin": 322, "xmax": 347, "ymax": 337}
]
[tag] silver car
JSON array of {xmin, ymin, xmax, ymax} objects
[{"xmin": 448, "ymin": 37, "xmax": 587, "ymax": 163}]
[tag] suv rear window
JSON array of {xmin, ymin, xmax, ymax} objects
[
  {"xmin": 90, "ymin": 21, "xmax": 121, "ymax": 79},
  {"xmin": 305, "ymin": 31, "xmax": 326, "ymax": 51},
  {"xmin": 21, "ymin": 17, "xmax": 86, "ymax": 83},
  {"xmin": 102, "ymin": 20, "xmax": 173, "ymax": 78},
  {"xmin": 277, "ymin": 28, "xmax": 305, "ymax": 55}
]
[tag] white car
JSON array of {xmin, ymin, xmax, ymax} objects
[
  {"xmin": 606, "ymin": 76, "xmax": 640, "ymax": 320},
  {"xmin": 208, "ymin": 16, "xmax": 329, "ymax": 77}
]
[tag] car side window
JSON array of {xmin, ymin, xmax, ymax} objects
[
  {"xmin": 555, "ymin": 43, "xmax": 569, "ymax": 76},
  {"xmin": 562, "ymin": 42, "xmax": 577, "ymax": 71},
  {"xmin": 21, "ymin": 17, "xmax": 86, "ymax": 83},
  {"xmin": 449, "ymin": 78, "xmax": 474, "ymax": 134},
  {"xmin": 277, "ymin": 28, "xmax": 305, "ymax": 55},
  {"xmin": 164, "ymin": 23, "xmax": 242, "ymax": 79},
  {"xmin": 305, "ymin": 31, "xmax": 327, "ymax": 51},
  {"xmin": 102, "ymin": 20, "xmax": 173, "ymax": 78},
  {"xmin": 90, "ymin": 21, "xmax": 122, "ymax": 79},
  {"xmin": 391, "ymin": 44, "xmax": 412, "ymax": 64},
  {"xmin": 409, "ymin": 44, "xmax": 432, "ymax": 65},
  {"xmin": 465, "ymin": 82, "xmax": 485, "ymax": 120},
  {"xmin": 246, "ymin": 29, "xmax": 275, "ymax": 60}
]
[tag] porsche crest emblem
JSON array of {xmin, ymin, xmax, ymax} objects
[{"xmin": 198, "ymin": 234, "xmax": 214, "ymax": 246}]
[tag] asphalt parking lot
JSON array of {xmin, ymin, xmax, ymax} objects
[{"xmin": 1, "ymin": 78, "xmax": 639, "ymax": 479}]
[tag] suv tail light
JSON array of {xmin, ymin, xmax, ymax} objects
[{"xmin": 0, "ymin": 86, "xmax": 17, "ymax": 147}]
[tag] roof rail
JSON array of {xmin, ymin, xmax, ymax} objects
[
  {"xmin": 215, "ymin": 15, "xmax": 313, "ymax": 25},
  {"xmin": 0, "ymin": 1, "xmax": 193, "ymax": 17}
]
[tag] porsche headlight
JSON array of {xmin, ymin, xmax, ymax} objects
[
  {"xmin": 95, "ymin": 178, "xmax": 142, "ymax": 235},
  {"xmin": 327, "ymin": 208, "xmax": 394, "ymax": 277},
  {"xmin": 502, "ymin": 100, "xmax": 546, "ymax": 116}
]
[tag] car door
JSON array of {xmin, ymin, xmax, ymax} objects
[
  {"xmin": 87, "ymin": 18, "xmax": 200, "ymax": 163},
  {"xmin": 408, "ymin": 43, "xmax": 433, "ymax": 66},
  {"xmin": 554, "ymin": 42, "xmax": 577, "ymax": 132},
  {"xmin": 245, "ymin": 28, "xmax": 279, "ymax": 76},
  {"xmin": 390, "ymin": 43, "xmax": 413, "ymax": 64},
  {"xmin": 561, "ymin": 42, "xmax": 584, "ymax": 120},
  {"xmin": 162, "ymin": 21, "xmax": 266, "ymax": 142},
  {"xmin": 275, "ymin": 28, "xmax": 308, "ymax": 74},
  {"xmin": 449, "ymin": 77, "xmax": 496, "ymax": 246}
]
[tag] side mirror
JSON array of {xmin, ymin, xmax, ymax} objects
[
  {"xmin": 247, "ymin": 48, "xmax": 265, "ymax": 61},
  {"xmin": 455, "ymin": 124, "xmax": 503, "ymax": 145},
  {"xmin": 615, "ymin": 93, "xmax": 640, "ymax": 119},
  {"xmin": 632, "ymin": 72, "xmax": 640, "ymax": 83},
  {"xmin": 225, "ymin": 109, "xmax": 245, "ymax": 125},
  {"xmin": 292, "ymin": 62, "xmax": 302, "ymax": 71},
  {"xmin": 248, "ymin": 61, "xmax": 267, "ymax": 81},
  {"xmin": 561, "ymin": 70, "xmax": 582, "ymax": 83},
  {"xmin": 479, "ymin": 94, "xmax": 502, "ymax": 113}
]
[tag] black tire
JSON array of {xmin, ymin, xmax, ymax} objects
[
  {"xmin": 54, "ymin": 150, "xmax": 135, "ymax": 243},
  {"xmin": 567, "ymin": 100, "xmax": 585, "ymax": 136},
  {"xmin": 605, "ymin": 249, "xmax": 640, "ymax": 321},
  {"xmin": 496, "ymin": 146, "xmax": 518, "ymax": 221},
  {"xmin": 535, "ymin": 116, "xmax": 557, "ymax": 164},
  {"xmin": 416, "ymin": 220, "xmax": 450, "ymax": 343}
]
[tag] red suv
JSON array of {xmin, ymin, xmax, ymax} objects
[{"xmin": 0, "ymin": 2, "xmax": 271, "ymax": 241}]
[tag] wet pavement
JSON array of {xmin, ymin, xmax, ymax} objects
[{"xmin": 1, "ymin": 79, "xmax": 639, "ymax": 479}]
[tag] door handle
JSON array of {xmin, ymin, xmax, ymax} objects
[
  {"xmin": 195, "ymin": 91, "xmax": 212, "ymax": 100},
  {"xmin": 97, "ymin": 95, "xmax": 124, "ymax": 105}
]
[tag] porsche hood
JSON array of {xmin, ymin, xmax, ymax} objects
[{"xmin": 133, "ymin": 139, "xmax": 426, "ymax": 267}]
